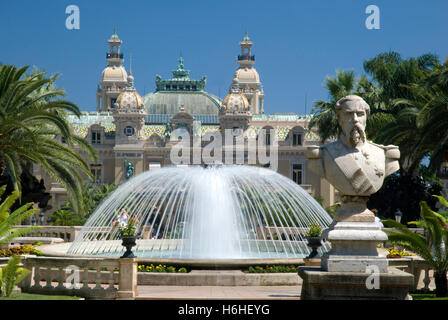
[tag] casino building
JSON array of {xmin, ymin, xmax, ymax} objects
[{"xmin": 37, "ymin": 31, "xmax": 338, "ymax": 213}]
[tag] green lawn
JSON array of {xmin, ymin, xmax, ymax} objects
[
  {"xmin": 411, "ymin": 293, "xmax": 448, "ymax": 300},
  {"xmin": 0, "ymin": 293, "xmax": 81, "ymax": 300}
]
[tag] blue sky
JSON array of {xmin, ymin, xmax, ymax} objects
[{"xmin": 1, "ymin": 0, "xmax": 447, "ymax": 114}]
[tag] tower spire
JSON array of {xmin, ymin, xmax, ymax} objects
[
  {"xmin": 238, "ymin": 31, "xmax": 254, "ymax": 68},
  {"xmin": 243, "ymin": 30, "xmax": 251, "ymax": 42}
]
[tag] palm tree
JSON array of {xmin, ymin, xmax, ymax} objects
[
  {"xmin": 363, "ymin": 52, "xmax": 438, "ymax": 107},
  {"xmin": 362, "ymin": 52, "xmax": 440, "ymax": 173},
  {"xmin": 413, "ymin": 63, "xmax": 448, "ymax": 175},
  {"xmin": 0, "ymin": 185, "xmax": 40, "ymax": 247},
  {"xmin": 0, "ymin": 64, "xmax": 98, "ymax": 214},
  {"xmin": 49, "ymin": 209, "xmax": 80, "ymax": 226},
  {"xmin": 383, "ymin": 195, "xmax": 448, "ymax": 297}
]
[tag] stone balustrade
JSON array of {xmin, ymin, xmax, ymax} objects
[
  {"xmin": 13, "ymin": 225, "xmax": 114, "ymax": 242},
  {"xmin": 13, "ymin": 225, "xmax": 83, "ymax": 242},
  {"xmin": 388, "ymin": 257, "xmax": 434, "ymax": 291},
  {"xmin": 20, "ymin": 256, "xmax": 137, "ymax": 299}
]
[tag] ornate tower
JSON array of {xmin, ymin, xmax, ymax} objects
[
  {"xmin": 233, "ymin": 32, "xmax": 264, "ymax": 114},
  {"xmin": 112, "ymin": 67, "xmax": 146, "ymax": 184},
  {"xmin": 96, "ymin": 29, "xmax": 128, "ymax": 112},
  {"xmin": 219, "ymin": 78, "xmax": 252, "ymax": 136},
  {"xmin": 112, "ymin": 68, "xmax": 146, "ymax": 145}
]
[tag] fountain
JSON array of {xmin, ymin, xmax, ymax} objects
[{"xmin": 68, "ymin": 165, "xmax": 332, "ymax": 261}]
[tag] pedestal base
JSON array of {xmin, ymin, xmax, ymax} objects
[
  {"xmin": 298, "ymin": 266, "xmax": 414, "ymax": 300},
  {"xmin": 321, "ymin": 254, "xmax": 389, "ymax": 273},
  {"xmin": 321, "ymin": 199, "xmax": 389, "ymax": 273}
]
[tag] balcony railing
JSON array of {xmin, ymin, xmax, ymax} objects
[
  {"xmin": 106, "ymin": 52, "xmax": 124, "ymax": 59},
  {"xmin": 238, "ymin": 55, "xmax": 255, "ymax": 61}
]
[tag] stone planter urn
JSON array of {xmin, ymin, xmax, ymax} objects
[
  {"xmin": 120, "ymin": 235, "xmax": 137, "ymax": 258},
  {"xmin": 306, "ymin": 236, "xmax": 322, "ymax": 259}
]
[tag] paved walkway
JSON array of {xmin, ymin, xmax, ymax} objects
[{"xmin": 137, "ymin": 285, "xmax": 301, "ymax": 300}]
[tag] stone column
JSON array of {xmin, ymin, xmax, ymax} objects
[{"xmin": 116, "ymin": 258, "xmax": 138, "ymax": 300}]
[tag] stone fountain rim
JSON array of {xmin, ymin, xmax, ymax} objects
[{"xmin": 37, "ymin": 242, "xmax": 305, "ymax": 268}]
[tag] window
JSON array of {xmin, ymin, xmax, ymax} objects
[
  {"xmin": 91, "ymin": 165, "xmax": 102, "ymax": 183},
  {"xmin": 260, "ymin": 127, "xmax": 274, "ymax": 146},
  {"xmin": 263, "ymin": 129, "xmax": 271, "ymax": 146},
  {"xmin": 111, "ymin": 98, "xmax": 117, "ymax": 107},
  {"xmin": 91, "ymin": 131, "xmax": 101, "ymax": 144},
  {"xmin": 124, "ymin": 126, "xmax": 135, "ymax": 137},
  {"xmin": 293, "ymin": 133, "xmax": 302, "ymax": 146},
  {"xmin": 292, "ymin": 164, "xmax": 303, "ymax": 185}
]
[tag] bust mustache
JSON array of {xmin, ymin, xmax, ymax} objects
[{"xmin": 345, "ymin": 123, "xmax": 366, "ymax": 148}]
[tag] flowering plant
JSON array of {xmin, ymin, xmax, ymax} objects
[
  {"xmin": 247, "ymin": 265, "xmax": 298, "ymax": 273},
  {"xmin": 386, "ymin": 247, "xmax": 413, "ymax": 258},
  {"xmin": 306, "ymin": 222, "xmax": 322, "ymax": 237},
  {"xmin": 137, "ymin": 264, "xmax": 188, "ymax": 273},
  {"xmin": 118, "ymin": 218, "xmax": 139, "ymax": 237},
  {"xmin": 0, "ymin": 245, "xmax": 42, "ymax": 257}
]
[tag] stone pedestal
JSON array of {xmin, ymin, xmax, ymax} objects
[
  {"xmin": 321, "ymin": 197, "xmax": 388, "ymax": 273},
  {"xmin": 298, "ymin": 197, "xmax": 415, "ymax": 300},
  {"xmin": 298, "ymin": 266, "xmax": 414, "ymax": 300}
]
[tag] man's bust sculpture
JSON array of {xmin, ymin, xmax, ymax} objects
[
  {"xmin": 307, "ymin": 95, "xmax": 400, "ymax": 197},
  {"xmin": 300, "ymin": 96, "xmax": 415, "ymax": 295},
  {"xmin": 306, "ymin": 95, "xmax": 401, "ymax": 273}
]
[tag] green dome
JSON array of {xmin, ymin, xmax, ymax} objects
[
  {"xmin": 143, "ymin": 57, "xmax": 221, "ymax": 115},
  {"xmin": 143, "ymin": 91, "xmax": 221, "ymax": 115}
]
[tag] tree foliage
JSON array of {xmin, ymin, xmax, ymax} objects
[{"xmin": 0, "ymin": 64, "xmax": 98, "ymax": 214}]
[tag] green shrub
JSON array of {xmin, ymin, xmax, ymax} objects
[
  {"xmin": 137, "ymin": 264, "xmax": 188, "ymax": 273},
  {"xmin": 246, "ymin": 265, "xmax": 298, "ymax": 273},
  {"xmin": 0, "ymin": 255, "xmax": 30, "ymax": 297},
  {"xmin": 306, "ymin": 222, "xmax": 322, "ymax": 237}
]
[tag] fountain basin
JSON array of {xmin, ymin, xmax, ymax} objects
[{"xmin": 38, "ymin": 241, "xmax": 319, "ymax": 269}]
